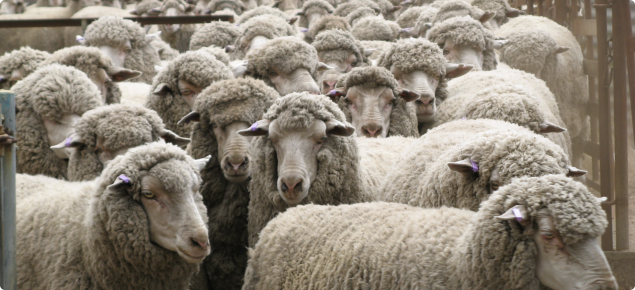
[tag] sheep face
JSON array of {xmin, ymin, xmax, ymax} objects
[
  {"xmin": 391, "ymin": 68, "xmax": 438, "ymax": 123},
  {"xmin": 0, "ymin": 0, "xmax": 24, "ymax": 14},
  {"xmin": 269, "ymin": 68, "xmax": 321, "ymax": 96},
  {"xmin": 497, "ymin": 206, "xmax": 617, "ymax": 290},
  {"xmin": 177, "ymin": 79, "xmax": 203, "ymax": 109},
  {"xmin": 237, "ymin": 35, "xmax": 270, "ymax": 58},
  {"xmin": 131, "ymin": 163, "xmax": 210, "ymax": 264},
  {"xmin": 98, "ymin": 40, "xmax": 132, "ymax": 69},
  {"xmin": 162, "ymin": 7, "xmax": 183, "ymax": 34},
  {"xmin": 239, "ymin": 117, "xmax": 354, "ymax": 206},
  {"xmin": 2, "ymin": 67, "xmax": 25, "ymax": 89},
  {"xmin": 42, "ymin": 114, "xmax": 81, "ymax": 159},
  {"xmin": 214, "ymin": 121, "xmax": 254, "ymax": 183},
  {"xmin": 440, "ymin": 39, "xmax": 484, "ymax": 71},
  {"xmin": 319, "ymin": 69, "xmax": 341, "ymax": 94}
]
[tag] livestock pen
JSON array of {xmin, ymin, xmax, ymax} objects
[{"xmin": 509, "ymin": 0, "xmax": 635, "ymax": 287}]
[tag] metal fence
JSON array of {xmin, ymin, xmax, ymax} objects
[
  {"xmin": 512, "ymin": 0, "xmax": 635, "ymax": 251},
  {"xmin": 0, "ymin": 90, "xmax": 16, "ymax": 290}
]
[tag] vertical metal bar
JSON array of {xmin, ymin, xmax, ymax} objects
[
  {"xmin": 528, "ymin": 0, "xmax": 535, "ymax": 14},
  {"xmin": 611, "ymin": 0, "xmax": 629, "ymax": 251},
  {"xmin": 585, "ymin": 0, "xmax": 599, "ymax": 182},
  {"xmin": 595, "ymin": 0, "xmax": 614, "ymax": 251},
  {"xmin": 0, "ymin": 90, "xmax": 16, "ymax": 290}
]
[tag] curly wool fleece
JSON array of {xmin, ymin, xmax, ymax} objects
[
  {"xmin": 15, "ymin": 64, "xmax": 102, "ymax": 179},
  {"xmin": 83, "ymin": 16, "xmax": 161, "ymax": 84},
  {"xmin": 145, "ymin": 50, "xmax": 233, "ymax": 139},
  {"xmin": 16, "ymin": 142, "xmax": 206, "ymax": 290},
  {"xmin": 336, "ymin": 66, "xmax": 419, "ymax": 137},
  {"xmin": 248, "ymin": 93, "xmax": 372, "ymax": 247},
  {"xmin": 41, "ymin": 46, "xmax": 125, "ymax": 104},
  {"xmin": 243, "ymin": 175, "xmax": 606, "ymax": 289},
  {"xmin": 232, "ymin": 14, "xmax": 297, "ymax": 60},
  {"xmin": 298, "ymin": 0, "xmax": 335, "ymax": 29},
  {"xmin": 68, "ymin": 104, "xmax": 183, "ymax": 181},
  {"xmin": 189, "ymin": 21, "xmax": 241, "ymax": 51},
  {"xmin": 186, "ymin": 78, "xmax": 279, "ymax": 290},
  {"xmin": 235, "ymin": 6, "xmax": 289, "ymax": 24},
  {"xmin": 0, "ymin": 46, "xmax": 49, "ymax": 90},
  {"xmin": 427, "ymin": 16, "xmax": 498, "ymax": 70},
  {"xmin": 351, "ymin": 16, "xmax": 400, "ymax": 41},
  {"xmin": 379, "ymin": 119, "xmax": 572, "ymax": 211},
  {"xmin": 305, "ymin": 15, "xmax": 351, "ymax": 42},
  {"xmin": 312, "ymin": 29, "xmax": 371, "ymax": 68}
]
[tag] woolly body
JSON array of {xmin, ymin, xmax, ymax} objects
[
  {"xmin": 333, "ymin": 0, "xmax": 381, "ymax": 17},
  {"xmin": 14, "ymin": 64, "xmax": 102, "ymax": 179},
  {"xmin": 379, "ymin": 119, "xmax": 571, "ymax": 210},
  {"xmin": 304, "ymin": 15, "xmax": 350, "ymax": 42},
  {"xmin": 244, "ymin": 175, "xmax": 607, "ymax": 289},
  {"xmin": 0, "ymin": 47, "xmax": 49, "ymax": 90},
  {"xmin": 235, "ymin": 6, "xmax": 289, "ymax": 24},
  {"xmin": 298, "ymin": 0, "xmax": 334, "ymax": 29},
  {"xmin": 145, "ymin": 50, "xmax": 233, "ymax": 139},
  {"xmin": 231, "ymin": 14, "xmax": 297, "ymax": 60},
  {"xmin": 359, "ymin": 40, "xmax": 393, "ymax": 61},
  {"xmin": 189, "ymin": 21, "xmax": 241, "ymax": 51},
  {"xmin": 187, "ymin": 78, "xmax": 279, "ymax": 290},
  {"xmin": 119, "ymin": 81, "xmax": 152, "ymax": 106},
  {"xmin": 62, "ymin": 6, "xmax": 134, "ymax": 50},
  {"xmin": 351, "ymin": 16, "xmax": 400, "ymax": 41},
  {"xmin": 311, "ymin": 29, "xmax": 371, "ymax": 69},
  {"xmin": 16, "ymin": 142, "xmax": 207, "ymax": 289},
  {"xmin": 344, "ymin": 6, "xmax": 377, "ymax": 26},
  {"xmin": 396, "ymin": 6, "xmax": 429, "ymax": 28}
]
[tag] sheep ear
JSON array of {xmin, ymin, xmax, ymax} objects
[
  {"xmin": 194, "ymin": 155, "xmax": 211, "ymax": 171},
  {"xmin": 107, "ymin": 176, "xmax": 132, "ymax": 191},
  {"xmin": 566, "ymin": 166, "xmax": 587, "ymax": 177},
  {"xmin": 505, "ymin": 7, "xmax": 525, "ymax": 17},
  {"xmin": 271, "ymin": 0, "xmax": 282, "ymax": 8},
  {"xmin": 160, "ymin": 129, "xmax": 191, "ymax": 146},
  {"xmin": 447, "ymin": 158, "xmax": 478, "ymax": 176},
  {"xmin": 147, "ymin": 7, "xmax": 162, "ymax": 15},
  {"xmin": 50, "ymin": 133, "xmax": 84, "ymax": 149},
  {"xmin": 153, "ymin": 83, "xmax": 171, "ymax": 96},
  {"xmin": 540, "ymin": 121, "xmax": 567, "ymax": 133},
  {"xmin": 555, "ymin": 46, "xmax": 570, "ymax": 54},
  {"xmin": 75, "ymin": 35, "xmax": 87, "ymax": 45},
  {"xmin": 146, "ymin": 31, "xmax": 162, "ymax": 41},
  {"xmin": 237, "ymin": 119, "xmax": 271, "ymax": 136},
  {"xmin": 317, "ymin": 62, "xmax": 334, "ymax": 72},
  {"xmin": 225, "ymin": 45, "xmax": 236, "ymax": 53},
  {"xmin": 288, "ymin": 16, "xmax": 298, "ymax": 25},
  {"xmin": 363, "ymin": 49, "xmax": 376, "ymax": 57},
  {"xmin": 445, "ymin": 63, "xmax": 473, "ymax": 78},
  {"xmin": 109, "ymin": 67, "xmax": 142, "ymax": 82},
  {"xmin": 185, "ymin": 4, "xmax": 195, "ymax": 12},
  {"xmin": 295, "ymin": 11, "xmax": 304, "ymax": 16},
  {"xmin": 398, "ymin": 88, "xmax": 420, "ymax": 102},
  {"xmin": 479, "ymin": 11, "xmax": 496, "ymax": 23},
  {"xmin": 326, "ymin": 87, "xmax": 346, "ymax": 102},
  {"xmin": 390, "ymin": 5, "xmax": 401, "ymax": 11},
  {"xmin": 402, "ymin": 27, "xmax": 419, "ymax": 37},
  {"xmin": 493, "ymin": 39, "xmax": 509, "ymax": 50},
  {"xmin": 178, "ymin": 111, "xmax": 201, "ymax": 125},
  {"xmin": 129, "ymin": 9, "xmax": 138, "ymax": 15},
  {"xmin": 0, "ymin": 75, "xmax": 6, "ymax": 85},
  {"xmin": 495, "ymin": 205, "xmax": 530, "ymax": 226},
  {"xmin": 325, "ymin": 119, "xmax": 355, "ymax": 136},
  {"xmin": 229, "ymin": 60, "xmax": 248, "ymax": 77}
]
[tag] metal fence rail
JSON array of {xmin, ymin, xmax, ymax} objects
[
  {"xmin": 0, "ymin": 90, "xmax": 16, "ymax": 290},
  {"xmin": 0, "ymin": 14, "xmax": 234, "ymax": 28}
]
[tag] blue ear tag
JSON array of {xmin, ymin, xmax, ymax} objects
[
  {"xmin": 512, "ymin": 207, "xmax": 523, "ymax": 222},
  {"xmin": 250, "ymin": 121, "xmax": 259, "ymax": 132},
  {"xmin": 118, "ymin": 174, "xmax": 131, "ymax": 183},
  {"xmin": 64, "ymin": 136, "xmax": 73, "ymax": 147},
  {"xmin": 470, "ymin": 159, "xmax": 478, "ymax": 172}
]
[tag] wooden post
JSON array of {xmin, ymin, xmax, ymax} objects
[{"xmin": 0, "ymin": 90, "xmax": 16, "ymax": 290}]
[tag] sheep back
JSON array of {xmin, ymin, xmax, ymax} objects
[
  {"xmin": 189, "ymin": 21, "xmax": 241, "ymax": 51},
  {"xmin": 312, "ymin": 29, "xmax": 370, "ymax": 68}
]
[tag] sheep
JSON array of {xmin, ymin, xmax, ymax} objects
[
  {"xmin": 129, "ymin": 0, "xmax": 162, "ymax": 34},
  {"xmin": 14, "ymin": 64, "xmax": 103, "ymax": 179},
  {"xmin": 302, "ymin": 14, "xmax": 350, "ymax": 43},
  {"xmin": 359, "ymin": 40, "xmax": 393, "ymax": 64},
  {"xmin": 145, "ymin": 50, "xmax": 233, "ymax": 141},
  {"xmin": 243, "ymin": 175, "xmax": 617, "ymax": 290},
  {"xmin": 231, "ymin": 14, "xmax": 297, "ymax": 60},
  {"xmin": 430, "ymin": 0, "xmax": 495, "ymax": 30},
  {"xmin": 16, "ymin": 142, "xmax": 212, "ymax": 290},
  {"xmin": 378, "ymin": 118, "xmax": 586, "ymax": 210},
  {"xmin": 244, "ymin": 36, "xmax": 328, "ymax": 95},
  {"xmin": 396, "ymin": 6, "xmax": 429, "ymax": 33},
  {"xmin": 0, "ymin": 47, "xmax": 49, "ymax": 90},
  {"xmin": 326, "ymin": 66, "xmax": 420, "ymax": 138},
  {"xmin": 189, "ymin": 21, "xmax": 241, "ymax": 51},
  {"xmin": 145, "ymin": 0, "xmax": 197, "ymax": 52},
  {"xmin": 409, "ymin": 5, "xmax": 439, "ymax": 37},
  {"xmin": 40, "ymin": 46, "xmax": 142, "ymax": 105},
  {"xmin": 237, "ymin": 93, "xmax": 377, "ymax": 248},
  {"xmin": 0, "ymin": 0, "xmax": 96, "ymax": 54},
  {"xmin": 296, "ymin": 0, "xmax": 334, "ymax": 32},
  {"xmin": 151, "ymin": 38, "xmax": 181, "ymax": 61},
  {"xmin": 471, "ymin": 0, "xmax": 524, "ymax": 29},
  {"xmin": 204, "ymin": 0, "xmax": 245, "ymax": 15},
  {"xmin": 235, "ymin": 5, "xmax": 290, "ymax": 24},
  {"xmin": 344, "ymin": 6, "xmax": 377, "ymax": 27},
  {"xmin": 378, "ymin": 38, "xmax": 472, "ymax": 134},
  {"xmin": 49, "ymin": 104, "xmax": 191, "ymax": 181},
  {"xmin": 333, "ymin": 0, "xmax": 381, "ymax": 18},
  {"xmin": 434, "ymin": 67, "xmax": 573, "ymax": 158},
  {"xmin": 177, "ymin": 78, "xmax": 280, "ymax": 290},
  {"xmin": 0, "ymin": 0, "xmax": 25, "ymax": 14},
  {"xmin": 118, "ymin": 81, "xmax": 153, "ymax": 106},
  {"xmin": 351, "ymin": 16, "xmax": 400, "ymax": 42},
  {"xmin": 426, "ymin": 16, "xmax": 505, "ymax": 71},
  {"xmin": 311, "ymin": 29, "xmax": 371, "ymax": 93},
  {"xmin": 496, "ymin": 15, "xmax": 588, "ymax": 169},
  {"xmin": 61, "ymin": 6, "xmax": 135, "ymax": 48},
  {"xmin": 371, "ymin": 0, "xmax": 401, "ymax": 20},
  {"xmin": 80, "ymin": 15, "xmax": 162, "ymax": 84}
]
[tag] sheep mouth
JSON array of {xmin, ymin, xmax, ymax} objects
[
  {"xmin": 177, "ymin": 247, "xmax": 208, "ymax": 263},
  {"xmin": 223, "ymin": 172, "xmax": 250, "ymax": 183}
]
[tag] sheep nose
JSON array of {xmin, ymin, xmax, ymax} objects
[
  {"xmin": 281, "ymin": 176, "xmax": 303, "ymax": 199},
  {"xmin": 362, "ymin": 124, "xmax": 382, "ymax": 138},
  {"xmin": 418, "ymin": 95, "xmax": 434, "ymax": 105},
  {"xmin": 190, "ymin": 237, "xmax": 209, "ymax": 250},
  {"xmin": 225, "ymin": 156, "xmax": 248, "ymax": 171}
]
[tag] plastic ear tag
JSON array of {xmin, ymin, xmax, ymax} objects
[
  {"xmin": 250, "ymin": 121, "xmax": 258, "ymax": 132},
  {"xmin": 512, "ymin": 207, "xmax": 523, "ymax": 222},
  {"xmin": 118, "ymin": 174, "xmax": 131, "ymax": 183},
  {"xmin": 65, "ymin": 136, "xmax": 72, "ymax": 147},
  {"xmin": 470, "ymin": 159, "xmax": 478, "ymax": 172}
]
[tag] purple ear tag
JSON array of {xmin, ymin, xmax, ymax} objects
[
  {"xmin": 460, "ymin": 117, "xmax": 467, "ymax": 120},
  {"xmin": 250, "ymin": 121, "xmax": 259, "ymax": 132},
  {"xmin": 470, "ymin": 159, "xmax": 478, "ymax": 172},
  {"xmin": 64, "ymin": 136, "xmax": 72, "ymax": 147},
  {"xmin": 512, "ymin": 207, "xmax": 523, "ymax": 222},
  {"xmin": 328, "ymin": 90, "xmax": 337, "ymax": 95},
  {"xmin": 300, "ymin": 28, "xmax": 308, "ymax": 32},
  {"xmin": 118, "ymin": 174, "xmax": 131, "ymax": 183}
]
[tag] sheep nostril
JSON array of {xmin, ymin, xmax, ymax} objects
[
  {"xmin": 281, "ymin": 183, "xmax": 289, "ymax": 192},
  {"xmin": 293, "ymin": 181, "xmax": 302, "ymax": 192}
]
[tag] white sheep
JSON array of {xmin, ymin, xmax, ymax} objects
[{"xmin": 243, "ymin": 175, "xmax": 617, "ymax": 290}]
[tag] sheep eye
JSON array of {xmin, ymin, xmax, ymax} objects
[
  {"xmin": 543, "ymin": 232, "xmax": 554, "ymax": 239},
  {"xmin": 94, "ymin": 148, "xmax": 103, "ymax": 154},
  {"xmin": 491, "ymin": 183, "xmax": 500, "ymax": 190},
  {"xmin": 435, "ymin": 75, "xmax": 441, "ymax": 81},
  {"xmin": 344, "ymin": 98, "xmax": 352, "ymax": 105},
  {"xmin": 211, "ymin": 123, "xmax": 218, "ymax": 128},
  {"xmin": 317, "ymin": 136, "xmax": 327, "ymax": 144},
  {"xmin": 142, "ymin": 191, "xmax": 155, "ymax": 199},
  {"xmin": 124, "ymin": 48, "xmax": 132, "ymax": 54},
  {"xmin": 443, "ymin": 49, "xmax": 450, "ymax": 55},
  {"xmin": 182, "ymin": 90, "xmax": 191, "ymax": 95}
]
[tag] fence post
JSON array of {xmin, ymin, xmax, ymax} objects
[{"xmin": 0, "ymin": 90, "xmax": 16, "ymax": 290}]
